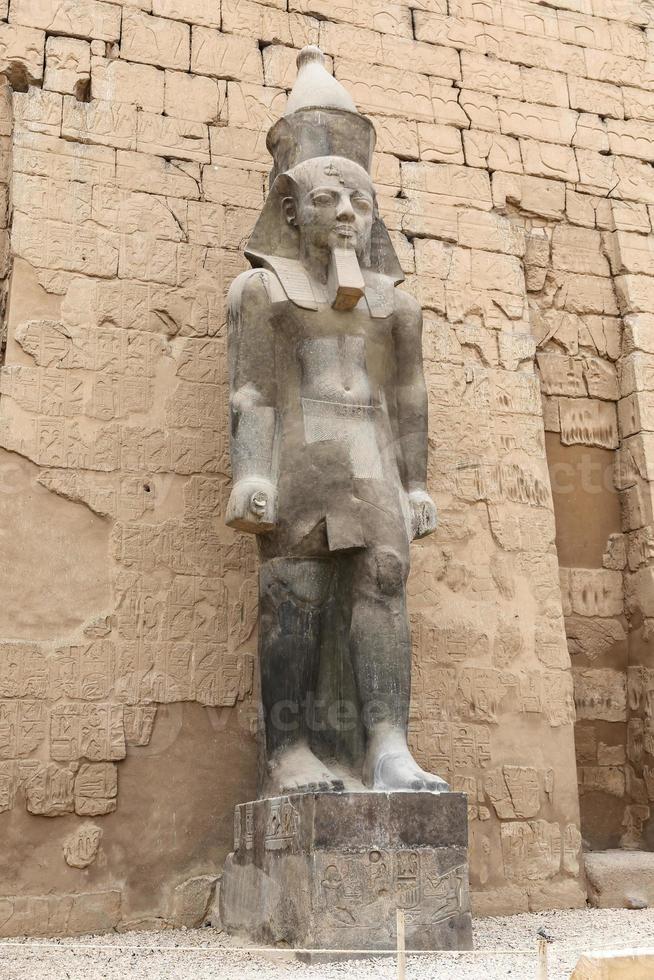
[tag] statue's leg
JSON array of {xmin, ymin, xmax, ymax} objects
[
  {"xmin": 349, "ymin": 545, "xmax": 449, "ymax": 792},
  {"xmin": 259, "ymin": 556, "xmax": 343, "ymax": 795}
]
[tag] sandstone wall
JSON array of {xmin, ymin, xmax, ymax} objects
[{"xmin": 0, "ymin": 0, "xmax": 652, "ymax": 934}]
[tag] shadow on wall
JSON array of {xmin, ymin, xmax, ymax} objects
[{"xmin": 545, "ymin": 435, "xmax": 628, "ymax": 851}]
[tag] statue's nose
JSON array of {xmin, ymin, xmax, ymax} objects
[{"xmin": 336, "ymin": 196, "xmax": 355, "ymax": 221}]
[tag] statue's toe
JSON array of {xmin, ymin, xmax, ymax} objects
[
  {"xmin": 423, "ymin": 774, "xmax": 450, "ymax": 793},
  {"xmin": 371, "ymin": 750, "xmax": 450, "ymax": 793},
  {"xmin": 266, "ymin": 743, "xmax": 343, "ymax": 796},
  {"xmin": 408, "ymin": 772, "xmax": 449, "ymax": 793}
]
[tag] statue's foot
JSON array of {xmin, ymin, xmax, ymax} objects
[
  {"xmin": 364, "ymin": 728, "xmax": 449, "ymax": 793},
  {"xmin": 264, "ymin": 742, "xmax": 345, "ymax": 796}
]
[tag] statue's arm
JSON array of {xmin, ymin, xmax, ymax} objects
[
  {"xmin": 393, "ymin": 289, "xmax": 437, "ymax": 540},
  {"xmin": 225, "ymin": 270, "xmax": 279, "ymax": 534}
]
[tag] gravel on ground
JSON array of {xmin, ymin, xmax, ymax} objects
[{"xmin": 1, "ymin": 908, "xmax": 654, "ymax": 979}]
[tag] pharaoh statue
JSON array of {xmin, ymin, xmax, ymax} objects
[{"xmin": 226, "ymin": 47, "xmax": 447, "ymax": 798}]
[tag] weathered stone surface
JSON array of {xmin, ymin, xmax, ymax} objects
[
  {"xmin": 192, "ymin": 26, "xmax": 262, "ymax": 83},
  {"xmin": 10, "ymin": 0, "xmax": 121, "ymax": 41},
  {"xmin": 121, "ymin": 8, "xmax": 190, "ymax": 70},
  {"xmin": 521, "ymin": 139, "xmax": 579, "ymax": 183},
  {"xmin": 136, "ymin": 111, "xmax": 209, "ymax": 163},
  {"xmin": 574, "ymin": 669, "xmax": 627, "ymax": 722},
  {"xmin": 0, "ymin": 24, "xmax": 45, "ymax": 84},
  {"xmin": 334, "ymin": 59, "xmax": 434, "ymax": 121},
  {"xmin": 172, "ymin": 874, "xmax": 218, "ymax": 928},
  {"xmin": 44, "ymin": 38, "xmax": 91, "ymax": 98},
  {"xmin": 116, "ymin": 148, "xmax": 200, "ymax": 197},
  {"xmin": 498, "ymin": 98, "xmax": 578, "ymax": 145},
  {"xmin": 464, "ymin": 131, "xmax": 522, "ymax": 173},
  {"xmin": 569, "ymin": 76, "xmax": 624, "ymax": 120},
  {"xmin": 153, "ymin": 0, "xmax": 220, "ymax": 28},
  {"xmin": 571, "ymin": 949, "xmax": 654, "ymax": 979},
  {"xmin": 292, "ymin": 0, "xmax": 412, "ymax": 37},
  {"xmin": 223, "ymin": 0, "xmax": 317, "ymax": 49},
  {"xmin": 585, "ymin": 850, "xmax": 654, "ymax": 910},
  {"xmin": 565, "ymin": 617, "xmax": 626, "ymax": 660},
  {"xmin": 493, "ymin": 172, "xmax": 565, "ymax": 220},
  {"xmin": 91, "ymin": 57, "xmax": 165, "ymax": 113},
  {"xmin": 61, "ymin": 96, "xmax": 137, "ymax": 151},
  {"xmin": 221, "ymin": 792, "xmax": 472, "ymax": 950},
  {"xmin": 417, "ymin": 122, "xmax": 464, "ymax": 165},
  {"xmin": 0, "ymin": 891, "xmax": 121, "ymax": 937},
  {"xmin": 166, "ymin": 71, "xmax": 225, "ymax": 125}
]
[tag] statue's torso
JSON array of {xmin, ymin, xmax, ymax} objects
[
  {"xmin": 234, "ymin": 266, "xmax": 411, "ymax": 557},
  {"xmin": 299, "ymin": 334, "xmax": 372, "ymax": 406}
]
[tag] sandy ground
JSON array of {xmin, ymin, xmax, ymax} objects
[{"xmin": 1, "ymin": 908, "xmax": 654, "ymax": 979}]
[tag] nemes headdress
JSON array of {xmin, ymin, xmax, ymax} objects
[{"xmin": 245, "ymin": 46, "xmax": 404, "ymax": 310}]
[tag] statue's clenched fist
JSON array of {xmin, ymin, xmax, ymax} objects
[
  {"xmin": 226, "ymin": 478, "xmax": 278, "ymax": 533},
  {"xmin": 408, "ymin": 489, "xmax": 438, "ymax": 540}
]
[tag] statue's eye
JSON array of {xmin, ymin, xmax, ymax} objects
[
  {"xmin": 312, "ymin": 192, "xmax": 336, "ymax": 206},
  {"xmin": 352, "ymin": 197, "xmax": 372, "ymax": 213}
]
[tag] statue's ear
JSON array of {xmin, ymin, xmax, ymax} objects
[
  {"xmin": 274, "ymin": 173, "xmax": 298, "ymax": 227},
  {"xmin": 281, "ymin": 197, "xmax": 297, "ymax": 226}
]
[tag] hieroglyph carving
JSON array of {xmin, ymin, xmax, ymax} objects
[
  {"xmin": 63, "ymin": 823, "xmax": 102, "ymax": 869},
  {"xmin": 314, "ymin": 851, "xmax": 466, "ymax": 927}
]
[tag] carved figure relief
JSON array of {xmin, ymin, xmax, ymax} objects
[
  {"xmin": 264, "ymin": 798, "xmax": 299, "ymax": 851},
  {"xmin": 312, "ymin": 848, "xmax": 465, "ymax": 933}
]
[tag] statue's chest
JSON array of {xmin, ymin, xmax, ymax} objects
[
  {"xmin": 281, "ymin": 302, "xmax": 392, "ymax": 370},
  {"xmin": 283, "ymin": 306, "xmax": 394, "ymax": 402},
  {"xmin": 273, "ymin": 306, "xmax": 395, "ymax": 479}
]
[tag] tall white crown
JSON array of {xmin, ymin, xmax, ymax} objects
[
  {"xmin": 285, "ymin": 46, "xmax": 357, "ymax": 115},
  {"xmin": 266, "ymin": 46, "xmax": 376, "ymax": 181}
]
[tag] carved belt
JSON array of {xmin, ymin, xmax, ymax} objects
[{"xmin": 301, "ymin": 397, "xmax": 383, "ymax": 480}]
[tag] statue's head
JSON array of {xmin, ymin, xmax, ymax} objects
[
  {"xmin": 277, "ymin": 157, "xmax": 375, "ymax": 266},
  {"xmin": 244, "ymin": 47, "xmax": 405, "ymax": 295}
]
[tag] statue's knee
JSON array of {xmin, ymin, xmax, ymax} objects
[{"xmin": 372, "ymin": 548, "xmax": 408, "ymax": 597}]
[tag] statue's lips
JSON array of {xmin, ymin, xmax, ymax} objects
[{"xmin": 333, "ymin": 225, "xmax": 355, "ymax": 239}]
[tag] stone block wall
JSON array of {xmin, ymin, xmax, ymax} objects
[{"xmin": 0, "ymin": 0, "xmax": 652, "ymax": 933}]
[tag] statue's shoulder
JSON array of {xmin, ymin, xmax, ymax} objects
[
  {"xmin": 227, "ymin": 267, "xmax": 286, "ymax": 313},
  {"xmin": 362, "ymin": 272, "xmax": 421, "ymax": 323},
  {"xmin": 392, "ymin": 285, "xmax": 422, "ymax": 323}
]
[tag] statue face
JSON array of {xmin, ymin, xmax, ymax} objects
[{"xmin": 283, "ymin": 158, "xmax": 374, "ymax": 262}]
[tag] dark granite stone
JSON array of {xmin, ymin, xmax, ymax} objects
[{"xmin": 220, "ymin": 791, "xmax": 473, "ymax": 953}]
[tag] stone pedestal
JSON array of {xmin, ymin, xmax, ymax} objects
[{"xmin": 220, "ymin": 791, "xmax": 473, "ymax": 952}]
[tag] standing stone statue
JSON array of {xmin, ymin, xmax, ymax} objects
[
  {"xmin": 226, "ymin": 46, "xmax": 447, "ymax": 798},
  {"xmin": 221, "ymin": 47, "xmax": 472, "ymax": 953}
]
